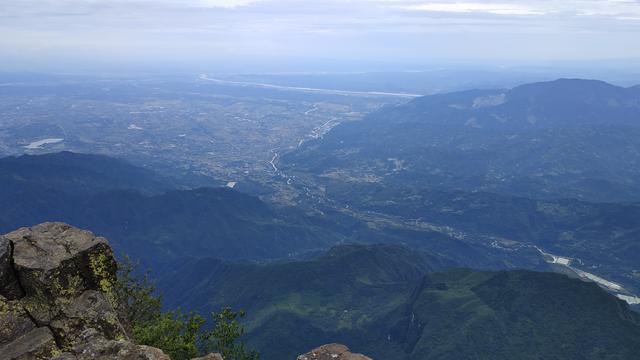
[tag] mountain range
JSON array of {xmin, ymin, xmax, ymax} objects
[
  {"xmin": 2, "ymin": 78, "xmax": 640, "ymax": 360},
  {"xmin": 158, "ymin": 244, "xmax": 640, "ymax": 360},
  {"xmin": 280, "ymin": 78, "xmax": 640, "ymax": 296},
  {"xmin": 0, "ymin": 151, "xmax": 546, "ymax": 271},
  {"xmin": 284, "ymin": 79, "xmax": 640, "ymax": 202},
  {"xmin": 1, "ymin": 150, "xmax": 638, "ymax": 296}
]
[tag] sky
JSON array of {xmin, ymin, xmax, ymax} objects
[{"xmin": 1, "ymin": 0, "xmax": 640, "ymax": 72}]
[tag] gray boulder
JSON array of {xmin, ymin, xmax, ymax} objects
[
  {"xmin": 297, "ymin": 344, "xmax": 373, "ymax": 360},
  {"xmin": 3, "ymin": 222, "xmax": 125, "ymax": 348},
  {"xmin": 0, "ymin": 295, "xmax": 36, "ymax": 346},
  {"xmin": 191, "ymin": 354, "xmax": 225, "ymax": 360},
  {"xmin": 52, "ymin": 328, "xmax": 171, "ymax": 360},
  {"xmin": 0, "ymin": 326, "xmax": 59, "ymax": 360},
  {"xmin": 0, "ymin": 222, "xmax": 170, "ymax": 359}
]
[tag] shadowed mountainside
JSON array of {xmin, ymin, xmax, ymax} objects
[
  {"xmin": 159, "ymin": 245, "xmax": 640, "ymax": 360},
  {"xmin": 0, "ymin": 152, "xmax": 538, "ymax": 271},
  {"xmin": 284, "ymin": 79, "xmax": 640, "ymax": 202}
]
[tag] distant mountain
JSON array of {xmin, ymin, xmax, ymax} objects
[
  {"xmin": 76, "ymin": 187, "xmax": 342, "ymax": 262},
  {"xmin": 0, "ymin": 152, "xmax": 332, "ymax": 262},
  {"xmin": 1, "ymin": 152, "xmax": 546, "ymax": 271},
  {"xmin": 0, "ymin": 151, "xmax": 173, "ymax": 197},
  {"xmin": 160, "ymin": 244, "xmax": 455, "ymax": 310},
  {"xmin": 281, "ymin": 79, "xmax": 640, "ymax": 302},
  {"xmin": 159, "ymin": 245, "xmax": 640, "ymax": 360},
  {"xmin": 377, "ymin": 269, "xmax": 640, "ymax": 360},
  {"xmin": 284, "ymin": 79, "xmax": 640, "ymax": 202},
  {"xmin": 158, "ymin": 244, "xmax": 460, "ymax": 359},
  {"xmin": 319, "ymin": 183, "xmax": 640, "ymax": 294},
  {"xmin": 3, "ymin": 151, "xmax": 638, "ymax": 295},
  {"xmin": 0, "ymin": 153, "xmax": 337, "ymax": 263},
  {"xmin": 3, "ymin": 151, "xmax": 637, "ymax": 302}
]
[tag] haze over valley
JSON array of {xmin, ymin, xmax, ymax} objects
[{"xmin": 1, "ymin": 1, "xmax": 640, "ymax": 359}]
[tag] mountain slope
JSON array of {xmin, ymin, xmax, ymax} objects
[
  {"xmin": 159, "ymin": 245, "xmax": 458, "ymax": 359},
  {"xmin": 0, "ymin": 152, "xmax": 539, "ymax": 270},
  {"xmin": 77, "ymin": 187, "xmax": 343, "ymax": 261},
  {"xmin": 284, "ymin": 79, "xmax": 640, "ymax": 202},
  {"xmin": 0, "ymin": 152, "xmax": 339, "ymax": 263},
  {"xmin": 0, "ymin": 151, "xmax": 173, "ymax": 197},
  {"xmin": 159, "ymin": 246, "xmax": 640, "ymax": 360},
  {"xmin": 160, "ymin": 244, "xmax": 455, "ymax": 310},
  {"xmin": 379, "ymin": 269, "xmax": 640, "ymax": 360},
  {"xmin": 0, "ymin": 184, "xmax": 342, "ymax": 264},
  {"xmin": 319, "ymin": 183, "xmax": 640, "ymax": 293}
]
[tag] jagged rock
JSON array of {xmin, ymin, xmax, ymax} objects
[
  {"xmin": 297, "ymin": 344, "xmax": 372, "ymax": 360},
  {"xmin": 0, "ymin": 222, "xmax": 226, "ymax": 360},
  {"xmin": 0, "ymin": 223, "xmax": 172, "ymax": 360},
  {"xmin": 0, "ymin": 295, "xmax": 36, "ymax": 346},
  {"xmin": 49, "ymin": 289, "xmax": 125, "ymax": 348},
  {"xmin": 2, "ymin": 222, "xmax": 125, "ymax": 349},
  {"xmin": 52, "ymin": 328, "xmax": 171, "ymax": 360},
  {"xmin": 0, "ymin": 326, "xmax": 59, "ymax": 360},
  {"xmin": 192, "ymin": 354, "xmax": 224, "ymax": 360}
]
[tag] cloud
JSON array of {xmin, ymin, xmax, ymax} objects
[
  {"xmin": 178, "ymin": 0, "xmax": 263, "ymax": 8},
  {"xmin": 4, "ymin": 0, "xmax": 640, "ymax": 18},
  {"xmin": 399, "ymin": 0, "xmax": 640, "ymax": 18},
  {"xmin": 0, "ymin": 0, "xmax": 263, "ymax": 15},
  {"xmin": 403, "ymin": 2, "xmax": 545, "ymax": 16},
  {"xmin": 1, "ymin": 0, "xmax": 640, "ymax": 70}
]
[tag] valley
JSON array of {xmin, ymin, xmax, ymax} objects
[
  {"xmin": 0, "ymin": 74, "xmax": 401, "ymax": 198},
  {"xmin": 2, "ymin": 74, "xmax": 640, "ymax": 359},
  {"xmin": 277, "ymin": 79, "xmax": 640, "ymax": 301},
  {"xmin": 2, "ymin": 77, "xmax": 640, "ymax": 300},
  {"xmin": 3, "ymin": 1, "xmax": 640, "ymax": 359},
  {"xmin": 535, "ymin": 246, "xmax": 640, "ymax": 303},
  {"xmin": 156, "ymin": 246, "xmax": 640, "ymax": 360}
]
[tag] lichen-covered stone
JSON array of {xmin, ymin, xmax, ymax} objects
[
  {"xmin": 7, "ymin": 222, "xmax": 117, "ymax": 305},
  {"xmin": 0, "ymin": 295, "xmax": 36, "ymax": 346},
  {"xmin": 3, "ymin": 222, "xmax": 124, "ymax": 349},
  {"xmin": 52, "ymin": 328, "xmax": 171, "ymax": 360},
  {"xmin": 297, "ymin": 344, "xmax": 372, "ymax": 360},
  {"xmin": 1, "ymin": 222, "xmax": 217, "ymax": 360},
  {"xmin": 50, "ymin": 290, "xmax": 127, "ymax": 347},
  {"xmin": 0, "ymin": 326, "xmax": 60, "ymax": 360},
  {"xmin": 192, "ymin": 354, "xmax": 224, "ymax": 360},
  {"xmin": 0, "ymin": 223, "xmax": 135, "ymax": 358}
]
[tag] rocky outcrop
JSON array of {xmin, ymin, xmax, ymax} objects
[
  {"xmin": 297, "ymin": 344, "xmax": 372, "ymax": 360},
  {"xmin": 0, "ymin": 222, "xmax": 171, "ymax": 360},
  {"xmin": 1, "ymin": 222, "xmax": 371, "ymax": 360},
  {"xmin": 51, "ymin": 328, "xmax": 171, "ymax": 360},
  {"xmin": 191, "ymin": 354, "xmax": 224, "ymax": 360}
]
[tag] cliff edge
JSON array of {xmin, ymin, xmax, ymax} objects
[
  {"xmin": 0, "ymin": 222, "xmax": 173, "ymax": 359},
  {"xmin": 0, "ymin": 222, "xmax": 371, "ymax": 360}
]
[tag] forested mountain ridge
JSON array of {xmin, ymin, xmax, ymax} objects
[
  {"xmin": 0, "ymin": 151, "xmax": 174, "ymax": 197},
  {"xmin": 284, "ymin": 79, "xmax": 640, "ymax": 202},
  {"xmin": 158, "ymin": 244, "xmax": 640, "ymax": 360},
  {"xmin": 0, "ymin": 152, "xmax": 539, "ymax": 271},
  {"xmin": 2, "ymin": 78, "xmax": 640, "ymax": 360},
  {"xmin": 0, "ymin": 222, "xmax": 359, "ymax": 360}
]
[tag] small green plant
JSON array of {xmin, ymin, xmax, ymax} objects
[
  {"xmin": 113, "ymin": 257, "xmax": 259, "ymax": 360},
  {"xmin": 133, "ymin": 310, "xmax": 205, "ymax": 360},
  {"xmin": 201, "ymin": 307, "xmax": 260, "ymax": 360},
  {"xmin": 113, "ymin": 256, "xmax": 162, "ymax": 334}
]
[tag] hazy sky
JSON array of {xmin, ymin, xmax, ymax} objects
[{"xmin": 1, "ymin": 0, "xmax": 640, "ymax": 72}]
